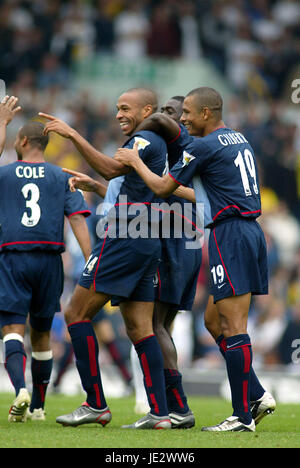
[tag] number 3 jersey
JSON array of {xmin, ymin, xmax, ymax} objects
[
  {"xmin": 169, "ymin": 127, "xmax": 262, "ymax": 226},
  {"xmin": 0, "ymin": 161, "xmax": 91, "ymax": 253}
]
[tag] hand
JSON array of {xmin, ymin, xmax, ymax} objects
[
  {"xmin": 0, "ymin": 95, "xmax": 21, "ymax": 125},
  {"xmin": 38, "ymin": 112, "xmax": 74, "ymax": 138},
  {"xmin": 114, "ymin": 141, "xmax": 140, "ymax": 166},
  {"xmin": 62, "ymin": 168, "xmax": 97, "ymax": 193}
]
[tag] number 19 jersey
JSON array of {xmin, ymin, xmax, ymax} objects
[
  {"xmin": 169, "ymin": 127, "xmax": 261, "ymax": 226},
  {"xmin": 0, "ymin": 161, "xmax": 91, "ymax": 253}
]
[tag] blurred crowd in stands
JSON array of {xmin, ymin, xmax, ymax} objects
[{"xmin": 1, "ymin": 0, "xmax": 300, "ymax": 372}]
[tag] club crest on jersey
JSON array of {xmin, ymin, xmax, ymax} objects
[
  {"xmin": 134, "ymin": 137, "xmax": 151, "ymax": 150},
  {"xmin": 182, "ymin": 151, "xmax": 195, "ymax": 167}
]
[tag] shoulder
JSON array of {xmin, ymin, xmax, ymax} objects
[
  {"xmin": 129, "ymin": 130, "xmax": 167, "ymax": 149},
  {"xmin": 184, "ymin": 136, "xmax": 210, "ymax": 154},
  {"xmin": 44, "ymin": 162, "xmax": 69, "ymax": 181}
]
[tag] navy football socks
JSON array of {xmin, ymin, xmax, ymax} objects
[
  {"xmin": 216, "ymin": 334, "xmax": 265, "ymax": 401},
  {"xmin": 30, "ymin": 352, "xmax": 53, "ymax": 411},
  {"xmin": 68, "ymin": 321, "xmax": 107, "ymax": 410},
  {"xmin": 134, "ymin": 334, "xmax": 169, "ymax": 417},
  {"xmin": 223, "ymin": 334, "xmax": 253, "ymax": 425},
  {"xmin": 4, "ymin": 336, "xmax": 27, "ymax": 396},
  {"xmin": 164, "ymin": 369, "xmax": 189, "ymax": 414}
]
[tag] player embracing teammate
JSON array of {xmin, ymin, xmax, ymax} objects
[
  {"xmin": 115, "ymin": 87, "xmax": 276, "ymax": 432},
  {"xmin": 0, "ymin": 86, "xmax": 276, "ymax": 432}
]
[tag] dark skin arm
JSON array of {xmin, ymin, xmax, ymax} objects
[
  {"xmin": 39, "ymin": 112, "xmax": 130, "ymax": 181},
  {"xmin": 68, "ymin": 213, "xmax": 92, "ymax": 263},
  {"xmin": 135, "ymin": 113, "xmax": 181, "ymax": 142},
  {"xmin": 0, "ymin": 96, "xmax": 21, "ymax": 155},
  {"xmin": 62, "ymin": 168, "xmax": 108, "ymax": 198}
]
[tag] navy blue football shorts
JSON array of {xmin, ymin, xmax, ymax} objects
[
  {"xmin": 0, "ymin": 251, "xmax": 63, "ymax": 330},
  {"xmin": 156, "ymin": 236, "xmax": 202, "ymax": 310},
  {"xmin": 78, "ymin": 234, "xmax": 161, "ymax": 304},
  {"xmin": 209, "ymin": 218, "xmax": 268, "ymax": 303}
]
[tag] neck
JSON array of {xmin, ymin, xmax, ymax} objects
[
  {"xmin": 20, "ymin": 149, "xmax": 45, "ymax": 163},
  {"xmin": 202, "ymin": 120, "xmax": 226, "ymax": 137}
]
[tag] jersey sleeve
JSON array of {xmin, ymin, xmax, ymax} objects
[
  {"xmin": 64, "ymin": 176, "xmax": 91, "ymax": 218},
  {"xmin": 168, "ymin": 139, "xmax": 210, "ymax": 186},
  {"xmin": 124, "ymin": 132, "xmax": 155, "ymax": 163}
]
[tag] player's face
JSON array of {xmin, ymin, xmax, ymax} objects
[
  {"xmin": 161, "ymin": 99, "xmax": 182, "ymax": 123},
  {"xmin": 180, "ymin": 95, "xmax": 205, "ymax": 137},
  {"xmin": 116, "ymin": 92, "xmax": 148, "ymax": 136}
]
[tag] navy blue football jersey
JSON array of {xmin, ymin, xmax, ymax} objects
[
  {"xmin": 169, "ymin": 127, "xmax": 261, "ymax": 225},
  {"xmin": 167, "ymin": 123, "xmax": 193, "ymax": 169},
  {"xmin": 0, "ymin": 161, "xmax": 91, "ymax": 253},
  {"xmin": 102, "ymin": 130, "xmax": 167, "ymax": 221},
  {"xmin": 167, "ymin": 123, "xmax": 212, "ymax": 230}
]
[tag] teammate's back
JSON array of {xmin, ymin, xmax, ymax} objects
[
  {"xmin": 171, "ymin": 126, "xmax": 262, "ymax": 225},
  {"xmin": 0, "ymin": 160, "xmax": 90, "ymax": 252}
]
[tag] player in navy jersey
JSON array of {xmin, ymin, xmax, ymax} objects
[
  {"xmin": 0, "ymin": 112, "xmax": 91, "ymax": 423},
  {"xmin": 115, "ymin": 87, "xmax": 275, "ymax": 432},
  {"xmin": 132, "ymin": 96, "xmax": 206, "ymax": 428},
  {"xmin": 62, "ymin": 96, "xmax": 202, "ymax": 429},
  {"xmin": 133, "ymin": 93, "xmax": 275, "ymax": 428},
  {"xmin": 38, "ymin": 88, "xmax": 193, "ymax": 430}
]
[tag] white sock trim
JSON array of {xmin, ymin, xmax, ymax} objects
[
  {"xmin": 32, "ymin": 351, "xmax": 53, "ymax": 361},
  {"xmin": 3, "ymin": 333, "xmax": 24, "ymax": 344}
]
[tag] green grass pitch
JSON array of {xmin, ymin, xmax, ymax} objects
[{"xmin": 0, "ymin": 393, "xmax": 299, "ymax": 448}]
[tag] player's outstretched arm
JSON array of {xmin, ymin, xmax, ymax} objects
[
  {"xmin": 115, "ymin": 142, "xmax": 178, "ymax": 198},
  {"xmin": 62, "ymin": 168, "xmax": 107, "ymax": 198},
  {"xmin": 39, "ymin": 112, "xmax": 129, "ymax": 180},
  {"xmin": 0, "ymin": 96, "xmax": 21, "ymax": 156},
  {"xmin": 69, "ymin": 213, "xmax": 92, "ymax": 262},
  {"xmin": 135, "ymin": 113, "xmax": 180, "ymax": 142}
]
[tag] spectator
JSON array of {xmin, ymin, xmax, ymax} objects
[{"xmin": 114, "ymin": 0, "xmax": 149, "ymax": 59}]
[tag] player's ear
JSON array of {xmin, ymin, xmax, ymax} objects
[
  {"xmin": 143, "ymin": 104, "xmax": 153, "ymax": 119},
  {"xmin": 21, "ymin": 136, "xmax": 28, "ymax": 147},
  {"xmin": 202, "ymin": 107, "xmax": 210, "ymax": 121}
]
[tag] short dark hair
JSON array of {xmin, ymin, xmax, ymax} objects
[
  {"xmin": 125, "ymin": 87, "xmax": 158, "ymax": 113},
  {"xmin": 171, "ymin": 96, "xmax": 185, "ymax": 103},
  {"xmin": 187, "ymin": 87, "xmax": 223, "ymax": 119},
  {"xmin": 18, "ymin": 121, "xmax": 49, "ymax": 151}
]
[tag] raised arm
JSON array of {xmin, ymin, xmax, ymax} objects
[
  {"xmin": 115, "ymin": 142, "xmax": 178, "ymax": 198},
  {"xmin": 135, "ymin": 113, "xmax": 181, "ymax": 142},
  {"xmin": 0, "ymin": 96, "xmax": 21, "ymax": 156},
  {"xmin": 39, "ymin": 112, "xmax": 129, "ymax": 181}
]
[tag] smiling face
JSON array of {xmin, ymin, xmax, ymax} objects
[
  {"xmin": 180, "ymin": 95, "xmax": 207, "ymax": 137},
  {"xmin": 116, "ymin": 91, "xmax": 153, "ymax": 136}
]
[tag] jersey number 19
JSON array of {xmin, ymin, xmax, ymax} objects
[{"xmin": 234, "ymin": 149, "xmax": 258, "ymax": 197}]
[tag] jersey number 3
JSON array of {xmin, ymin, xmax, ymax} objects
[{"xmin": 21, "ymin": 183, "xmax": 41, "ymax": 227}]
